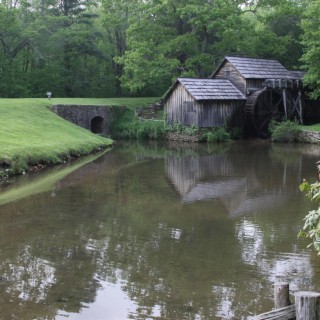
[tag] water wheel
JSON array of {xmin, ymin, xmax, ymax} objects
[{"xmin": 245, "ymin": 89, "xmax": 285, "ymax": 137}]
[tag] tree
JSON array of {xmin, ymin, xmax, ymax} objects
[
  {"xmin": 117, "ymin": 0, "xmax": 305, "ymax": 96},
  {"xmin": 301, "ymin": 0, "xmax": 320, "ymax": 99},
  {"xmin": 239, "ymin": 0, "xmax": 304, "ymax": 69},
  {"xmin": 100, "ymin": 0, "xmax": 140, "ymax": 96},
  {"xmin": 0, "ymin": 1, "xmax": 40, "ymax": 97}
]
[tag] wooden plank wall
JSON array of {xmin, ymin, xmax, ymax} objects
[
  {"xmin": 198, "ymin": 101, "xmax": 245, "ymax": 128},
  {"xmin": 166, "ymin": 82, "xmax": 246, "ymax": 128},
  {"xmin": 166, "ymin": 83, "xmax": 198, "ymax": 126},
  {"xmin": 246, "ymin": 79, "xmax": 265, "ymax": 90},
  {"xmin": 213, "ymin": 61, "xmax": 247, "ymax": 93}
]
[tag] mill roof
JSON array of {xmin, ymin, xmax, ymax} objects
[
  {"xmin": 212, "ymin": 56, "xmax": 300, "ymax": 80},
  {"xmin": 165, "ymin": 78, "xmax": 246, "ymax": 101}
]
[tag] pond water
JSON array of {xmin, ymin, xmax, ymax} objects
[{"xmin": 1, "ymin": 140, "xmax": 320, "ymax": 320}]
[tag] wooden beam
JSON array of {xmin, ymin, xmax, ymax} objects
[
  {"xmin": 298, "ymin": 91, "xmax": 303, "ymax": 125},
  {"xmin": 283, "ymin": 89, "xmax": 288, "ymax": 119},
  {"xmin": 253, "ymin": 304, "xmax": 295, "ymax": 320}
]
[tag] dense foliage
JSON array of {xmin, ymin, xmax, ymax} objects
[
  {"xmin": 269, "ymin": 120, "xmax": 301, "ymax": 142},
  {"xmin": 299, "ymin": 169, "xmax": 320, "ymax": 254},
  {"xmin": 0, "ymin": 0, "xmax": 316, "ymax": 98},
  {"xmin": 300, "ymin": 0, "xmax": 320, "ymax": 99}
]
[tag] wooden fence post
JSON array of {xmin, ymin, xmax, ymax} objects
[
  {"xmin": 274, "ymin": 282, "xmax": 291, "ymax": 309},
  {"xmin": 295, "ymin": 291, "xmax": 320, "ymax": 320}
]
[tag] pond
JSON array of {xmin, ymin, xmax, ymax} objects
[{"xmin": 0, "ymin": 140, "xmax": 320, "ymax": 320}]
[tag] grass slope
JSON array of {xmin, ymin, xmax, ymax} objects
[
  {"xmin": 300, "ymin": 124, "xmax": 320, "ymax": 132},
  {"xmin": 0, "ymin": 97, "xmax": 156, "ymax": 178}
]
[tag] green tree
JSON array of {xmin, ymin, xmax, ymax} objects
[
  {"xmin": 301, "ymin": 0, "xmax": 320, "ymax": 99},
  {"xmin": 239, "ymin": 0, "xmax": 304, "ymax": 69},
  {"xmin": 0, "ymin": 1, "xmax": 40, "ymax": 97},
  {"xmin": 100, "ymin": 0, "xmax": 140, "ymax": 96},
  {"xmin": 118, "ymin": 0, "xmax": 246, "ymax": 95}
]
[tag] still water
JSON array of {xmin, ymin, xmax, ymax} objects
[{"xmin": 0, "ymin": 140, "xmax": 320, "ymax": 320}]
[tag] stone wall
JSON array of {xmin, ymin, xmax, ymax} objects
[
  {"xmin": 51, "ymin": 104, "xmax": 124, "ymax": 136},
  {"xmin": 299, "ymin": 130, "xmax": 320, "ymax": 144}
]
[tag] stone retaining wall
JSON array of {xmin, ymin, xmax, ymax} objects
[
  {"xmin": 51, "ymin": 104, "xmax": 125, "ymax": 135},
  {"xmin": 299, "ymin": 130, "xmax": 320, "ymax": 144},
  {"xmin": 167, "ymin": 132, "xmax": 200, "ymax": 142}
]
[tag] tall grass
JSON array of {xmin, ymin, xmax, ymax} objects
[{"xmin": 110, "ymin": 108, "xmax": 167, "ymax": 140}]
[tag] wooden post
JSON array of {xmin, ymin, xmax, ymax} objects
[
  {"xmin": 283, "ymin": 89, "xmax": 288, "ymax": 119},
  {"xmin": 274, "ymin": 282, "xmax": 291, "ymax": 309},
  {"xmin": 295, "ymin": 291, "xmax": 320, "ymax": 320},
  {"xmin": 298, "ymin": 91, "xmax": 303, "ymax": 125}
]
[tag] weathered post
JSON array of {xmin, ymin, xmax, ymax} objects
[
  {"xmin": 295, "ymin": 291, "xmax": 320, "ymax": 320},
  {"xmin": 274, "ymin": 282, "xmax": 291, "ymax": 309}
]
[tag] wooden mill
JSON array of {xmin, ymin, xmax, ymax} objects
[{"xmin": 165, "ymin": 56, "xmax": 307, "ymax": 137}]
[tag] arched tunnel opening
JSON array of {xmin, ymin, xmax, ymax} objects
[{"xmin": 91, "ymin": 116, "xmax": 104, "ymax": 134}]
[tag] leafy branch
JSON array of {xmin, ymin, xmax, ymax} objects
[{"xmin": 299, "ymin": 163, "xmax": 320, "ymax": 253}]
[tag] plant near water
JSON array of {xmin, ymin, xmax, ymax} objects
[
  {"xmin": 269, "ymin": 120, "xmax": 301, "ymax": 142},
  {"xmin": 299, "ymin": 162, "xmax": 320, "ymax": 254},
  {"xmin": 201, "ymin": 128, "xmax": 230, "ymax": 143},
  {"xmin": 111, "ymin": 108, "xmax": 167, "ymax": 140},
  {"xmin": 166, "ymin": 123, "xmax": 199, "ymax": 136}
]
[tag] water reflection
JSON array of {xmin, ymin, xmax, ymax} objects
[
  {"xmin": 166, "ymin": 141, "xmax": 309, "ymax": 217},
  {"xmin": 0, "ymin": 141, "xmax": 319, "ymax": 320}
]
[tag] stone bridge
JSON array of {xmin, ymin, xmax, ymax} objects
[{"xmin": 51, "ymin": 104, "xmax": 124, "ymax": 136}]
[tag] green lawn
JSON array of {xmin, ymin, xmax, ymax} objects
[
  {"xmin": 0, "ymin": 97, "xmax": 157, "ymax": 109},
  {"xmin": 0, "ymin": 97, "xmax": 158, "ymax": 178},
  {"xmin": 300, "ymin": 124, "xmax": 320, "ymax": 132}
]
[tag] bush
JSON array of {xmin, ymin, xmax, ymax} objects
[
  {"xmin": 201, "ymin": 127, "xmax": 230, "ymax": 143},
  {"xmin": 110, "ymin": 108, "xmax": 167, "ymax": 140},
  {"xmin": 269, "ymin": 120, "xmax": 301, "ymax": 142},
  {"xmin": 228, "ymin": 126, "xmax": 245, "ymax": 140},
  {"xmin": 166, "ymin": 123, "xmax": 199, "ymax": 136},
  {"xmin": 299, "ymin": 167, "xmax": 320, "ymax": 254}
]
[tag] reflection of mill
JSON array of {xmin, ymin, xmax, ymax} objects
[{"xmin": 166, "ymin": 144, "xmax": 307, "ymax": 216}]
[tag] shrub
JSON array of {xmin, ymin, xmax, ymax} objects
[
  {"xmin": 166, "ymin": 123, "xmax": 199, "ymax": 136},
  {"xmin": 299, "ymin": 165, "xmax": 320, "ymax": 254},
  {"xmin": 228, "ymin": 126, "xmax": 245, "ymax": 140},
  {"xmin": 269, "ymin": 120, "xmax": 301, "ymax": 142},
  {"xmin": 201, "ymin": 127, "xmax": 230, "ymax": 143}
]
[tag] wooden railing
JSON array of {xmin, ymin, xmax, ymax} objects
[{"xmin": 253, "ymin": 283, "xmax": 320, "ymax": 320}]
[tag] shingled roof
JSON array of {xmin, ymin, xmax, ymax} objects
[
  {"xmin": 212, "ymin": 56, "xmax": 299, "ymax": 80},
  {"xmin": 168, "ymin": 78, "xmax": 246, "ymax": 100}
]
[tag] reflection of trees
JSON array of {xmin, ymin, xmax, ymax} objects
[
  {"xmin": 0, "ymin": 141, "xmax": 320, "ymax": 320},
  {"xmin": 0, "ymin": 193, "xmax": 106, "ymax": 319}
]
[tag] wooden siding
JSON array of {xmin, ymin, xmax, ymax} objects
[
  {"xmin": 212, "ymin": 61, "xmax": 246, "ymax": 93},
  {"xmin": 246, "ymin": 79, "xmax": 265, "ymax": 90},
  {"xmin": 166, "ymin": 79, "xmax": 246, "ymax": 128},
  {"xmin": 198, "ymin": 100, "xmax": 245, "ymax": 128},
  {"xmin": 166, "ymin": 83, "xmax": 198, "ymax": 126}
]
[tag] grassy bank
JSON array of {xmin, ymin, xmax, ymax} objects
[
  {"xmin": 300, "ymin": 124, "xmax": 320, "ymax": 132},
  {"xmin": 0, "ymin": 98, "xmax": 156, "ymax": 179}
]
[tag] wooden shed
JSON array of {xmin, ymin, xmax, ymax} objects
[{"xmin": 165, "ymin": 78, "xmax": 246, "ymax": 128}]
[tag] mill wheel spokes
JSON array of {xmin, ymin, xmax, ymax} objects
[{"xmin": 246, "ymin": 89, "xmax": 285, "ymax": 137}]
